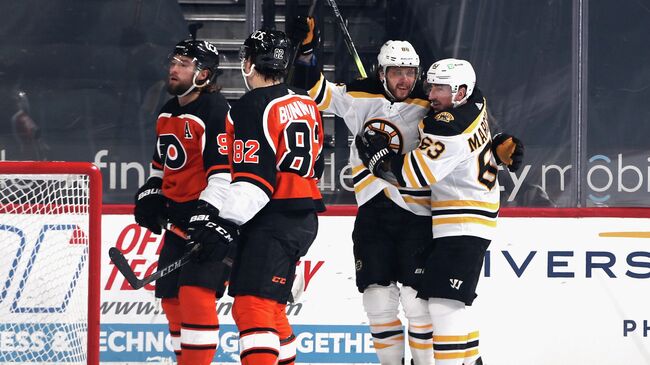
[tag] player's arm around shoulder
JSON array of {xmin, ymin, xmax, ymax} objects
[{"xmin": 388, "ymin": 112, "xmax": 470, "ymax": 188}]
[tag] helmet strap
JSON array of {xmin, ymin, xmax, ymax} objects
[
  {"xmin": 241, "ymin": 61, "xmax": 255, "ymax": 91},
  {"xmin": 451, "ymin": 86, "xmax": 469, "ymax": 108},
  {"xmin": 380, "ymin": 66, "xmax": 397, "ymax": 101},
  {"xmin": 176, "ymin": 68, "xmax": 207, "ymax": 98}
]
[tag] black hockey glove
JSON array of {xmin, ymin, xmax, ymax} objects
[
  {"xmin": 492, "ymin": 133, "xmax": 524, "ymax": 172},
  {"xmin": 134, "ymin": 177, "xmax": 165, "ymax": 234},
  {"xmin": 187, "ymin": 202, "xmax": 239, "ymax": 262},
  {"xmin": 289, "ymin": 16, "xmax": 320, "ymax": 56},
  {"xmin": 355, "ymin": 129, "xmax": 396, "ymax": 176}
]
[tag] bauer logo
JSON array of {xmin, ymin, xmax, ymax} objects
[{"xmin": 100, "ymin": 324, "xmax": 379, "ymax": 363}]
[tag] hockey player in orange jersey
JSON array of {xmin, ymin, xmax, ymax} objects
[
  {"xmin": 186, "ymin": 29, "xmax": 325, "ymax": 365},
  {"xmin": 133, "ymin": 38, "xmax": 231, "ymax": 365}
]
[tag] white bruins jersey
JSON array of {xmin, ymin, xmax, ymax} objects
[
  {"xmin": 388, "ymin": 88, "xmax": 500, "ymax": 239},
  {"xmin": 308, "ymin": 73, "xmax": 432, "ymax": 216}
]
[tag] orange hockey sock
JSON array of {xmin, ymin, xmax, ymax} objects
[
  {"xmin": 179, "ymin": 286, "xmax": 219, "ymax": 365},
  {"xmin": 161, "ymin": 297, "xmax": 182, "ymax": 364},
  {"xmin": 233, "ymin": 295, "xmax": 280, "ymax": 365},
  {"xmin": 276, "ymin": 303, "xmax": 296, "ymax": 365}
]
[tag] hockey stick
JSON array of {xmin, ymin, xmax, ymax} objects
[
  {"xmin": 109, "ymin": 222, "xmax": 234, "ymax": 290},
  {"xmin": 325, "ymin": 0, "xmax": 368, "ymax": 78},
  {"xmin": 108, "ymin": 223, "xmax": 201, "ymax": 290}
]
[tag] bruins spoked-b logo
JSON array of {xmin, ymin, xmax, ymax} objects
[{"xmin": 362, "ymin": 119, "xmax": 404, "ymax": 154}]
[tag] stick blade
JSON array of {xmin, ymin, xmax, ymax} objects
[{"xmin": 108, "ymin": 247, "xmax": 143, "ymax": 289}]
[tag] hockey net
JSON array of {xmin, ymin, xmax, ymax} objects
[{"xmin": 0, "ymin": 161, "xmax": 101, "ymax": 365}]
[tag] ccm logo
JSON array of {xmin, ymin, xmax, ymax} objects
[{"xmin": 272, "ymin": 276, "xmax": 287, "ymax": 284}]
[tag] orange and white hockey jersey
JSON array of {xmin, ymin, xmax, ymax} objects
[
  {"xmin": 219, "ymin": 84, "xmax": 325, "ymax": 225},
  {"xmin": 150, "ymin": 91, "xmax": 230, "ymax": 203}
]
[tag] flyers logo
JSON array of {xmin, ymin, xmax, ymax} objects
[{"xmin": 159, "ymin": 133, "xmax": 187, "ymax": 170}]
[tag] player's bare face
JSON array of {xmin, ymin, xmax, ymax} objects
[
  {"xmin": 167, "ymin": 55, "xmax": 196, "ymax": 95},
  {"xmin": 427, "ymin": 84, "xmax": 453, "ymax": 112},
  {"xmin": 385, "ymin": 67, "xmax": 417, "ymax": 101}
]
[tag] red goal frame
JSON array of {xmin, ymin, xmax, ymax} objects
[{"xmin": 0, "ymin": 161, "xmax": 101, "ymax": 365}]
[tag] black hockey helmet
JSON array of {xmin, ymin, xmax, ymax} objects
[
  {"xmin": 239, "ymin": 29, "xmax": 291, "ymax": 72},
  {"xmin": 171, "ymin": 39, "xmax": 221, "ymax": 84}
]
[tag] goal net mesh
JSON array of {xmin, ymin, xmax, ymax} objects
[{"xmin": 0, "ymin": 172, "xmax": 93, "ymax": 364}]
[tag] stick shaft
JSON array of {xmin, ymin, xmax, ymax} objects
[{"xmin": 326, "ymin": 0, "xmax": 367, "ymax": 78}]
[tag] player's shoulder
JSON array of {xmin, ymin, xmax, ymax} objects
[
  {"xmin": 198, "ymin": 91, "xmax": 229, "ymax": 112},
  {"xmin": 159, "ymin": 97, "xmax": 179, "ymax": 114},
  {"xmin": 346, "ymin": 76, "xmax": 384, "ymax": 96}
]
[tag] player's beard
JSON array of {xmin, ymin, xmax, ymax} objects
[{"xmin": 166, "ymin": 78, "xmax": 193, "ymax": 96}]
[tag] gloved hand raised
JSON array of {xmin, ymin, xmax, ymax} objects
[
  {"xmin": 492, "ymin": 133, "xmax": 524, "ymax": 172},
  {"xmin": 355, "ymin": 129, "xmax": 396, "ymax": 176},
  {"xmin": 289, "ymin": 16, "xmax": 320, "ymax": 57},
  {"xmin": 134, "ymin": 177, "xmax": 165, "ymax": 234},
  {"xmin": 187, "ymin": 202, "xmax": 239, "ymax": 262}
]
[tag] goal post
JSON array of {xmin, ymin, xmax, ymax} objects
[{"xmin": 0, "ymin": 161, "xmax": 101, "ymax": 365}]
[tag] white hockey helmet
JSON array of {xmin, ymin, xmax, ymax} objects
[
  {"xmin": 426, "ymin": 58, "xmax": 476, "ymax": 108},
  {"xmin": 377, "ymin": 40, "xmax": 420, "ymax": 100}
]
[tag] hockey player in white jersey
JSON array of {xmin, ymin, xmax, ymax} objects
[
  {"xmin": 357, "ymin": 58, "xmax": 502, "ymax": 365},
  {"xmin": 291, "ymin": 25, "xmax": 435, "ymax": 365},
  {"xmin": 290, "ymin": 18, "xmax": 523, "ymax": 365}
]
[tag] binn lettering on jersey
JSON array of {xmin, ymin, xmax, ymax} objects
[{"xmin": 278, "ymin": 100, "xmax": 317, "ymax": 124}]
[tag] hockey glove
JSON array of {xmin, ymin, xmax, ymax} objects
[
  {"xmin": 134, "ymin": 177, "xmax": 165, "ymax": 234},
  {"xmin": 492, "ymin": 133, "xmax": 525, "ymax": 172},
  {"xmin": 187, "ymin": 202, "xmax": 239, "ymax": 262},
  {"xmin": 355, "ymin": 129, "xmax": 396, "ymax": 176},
  {"xmin": 289, "ymin": 16, "xmax": 320, "ymax": 56}
]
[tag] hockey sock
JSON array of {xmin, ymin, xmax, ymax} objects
[
  {"xmin": 232, "ymin": 295, "xmax": 280, "ymax": 365},
  {"xmin": 363, "ymin": 284, "xmax": 404, "ymax": 365},
  {"xmin": 276, "ymin": 303, "xmax": 297, "ymax": 365},
  {"xmin": 463, "ymin": 330, "xmax": 480, "ymax": 364},
  {"xmin": 463, "ymin": 306, "xmax": 480, "ymax": 364},
  {"xmin": 161, "ymin": 297, "xmax": 182, "ymax": 364},
  {"xmin": 400, "ymin": 286, "xmax": 433, "ymax": 365},
  {"xmin": 428, "ymin": 298, "xmax": 468, "ymax": 365},
  {"xmin": 178, "ymin": 286, "xmax": 219, "ymax": 365}
]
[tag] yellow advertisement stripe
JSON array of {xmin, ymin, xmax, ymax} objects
[{"xmin": 599, "ymin": 232, "xmax": 650, "ymax": 238}]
